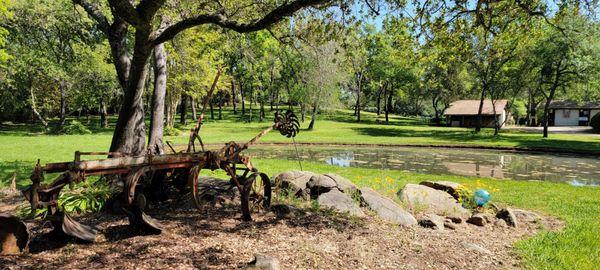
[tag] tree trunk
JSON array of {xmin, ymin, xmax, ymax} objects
[
  {"xmin": 59, "ymin": 81, "xmax": 67, "ymax": 128},
  {"xmin": 475, "ymin": 84, "xmax": 487, "ymax": 132},
  {"xmin": 241, "ymin": 82, "xmax": 246, "ymax": 116},
  {"xmin": 260, "ymin": 99, "xmax": 265, "ymax": 122},
  {"xmin": 148, "ymin": 44, "xmax": 167, "ymax": 155},
  {"xmin": 218, "ymin": 97, "xmax": 223, "ymax": 120},
  {"xmin": 191, "ymin": 97, "xmax": 197, "ymax": 121},
  {"xmin": 355, "ymin": 72, "xmax": 362, "ymax": 122},
  {"xmin": 248, "ymin": 85, "xmax": 253, "ymax": 122},
  {"xmin": 109, "ymin": 29, "xmax": 151, "ymax": 156},
  {"xmin": 209, "ymin": 98, "xmax": 214, "ymax": 120},
  {"xmin": 308, "ymin": 104, "xmax": 317, "ymax": 130},
  {"xmin": 385, "ymin": 84, "xmax": 392, "ymax": 125},
  {"xmin": 180, "ymin": 94, "xmax": 187, "ymax": 125},
  {"xmin": 542, "ymin": 65, "xmax": 561, "ymax": 138},
  {"xmin": 376, "ymin": 86, "xmax": 382, "ymax": 116},
  {"xmin": 30, "ymin": 85, "xmax": 48, "ymax": 129},
  {"xmin": 300, "ymin": 103, "xmax": 305, "ymax": 122},
  {"xmin": 100, "ymin": 100, "xmax": 108, "ymax": 128},
  {"xmin": 231, "ymin": 80, "xmax": 237, "ymax": 114}
]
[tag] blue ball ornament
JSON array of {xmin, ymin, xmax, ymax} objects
[{"xmin": 473, "ymin": 189, "xmax": 490, "ymax": 206}]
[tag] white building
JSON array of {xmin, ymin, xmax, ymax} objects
[{"xmin": 549, "ymin": 100, "xmax": 600, "ymax": 126}]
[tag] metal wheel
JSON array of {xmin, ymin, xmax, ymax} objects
[
  {"xmin": 241, "ymin": 172, "xmax": 272, "ymax": 220},
  {"xmin": 188, "ymin": 164, "xmax": 203, "ymax": 209}
]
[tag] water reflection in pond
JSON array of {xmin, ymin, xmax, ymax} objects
[{"xmin": 247, "ymin": 146, "xmax": 600, "ymax": 186}]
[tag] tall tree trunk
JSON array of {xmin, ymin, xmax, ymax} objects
[
  {"xmin": 308, "ymin": 104, "xmax": 317, "ymax": 130},
  {"xmin": 260, "ymin": 99, "xmax": 265, "ymax": 122},
  {"xmin": 30, "ymin": 85, "xmax": 48, "ymax": 129},
  {"xmin": 180, "ymin": 94, "xmax": 187, "ymax": 125},
  {"xmin": 59, "ymin": 81, "xmax": 67, "ymax": 128},
  {"xmin": 376, "ymin": 86, "xmax": 382, "ymax": 116},
  {"xmin": 355, "ymin": 72, "xmax": 363, "ymax": 122},
  {"xmin": 475, "ymin": 84, "xmax": 487, "ymax": 132},
  {"xmin": 148, "ymin": 44, "xmax": 167, "ymax": 155},
  {"xmin": 385, "ymin": 83, "xmax": 392, "ymax": 125},
  {"xmin": 542, "ymin": 64, "xmax": 562, "ymax": 138},
  {"xmin": 210, "ymin": 98, "xmax": 215, "ymax": 120},
  {"xmin": 241, "ymin": 82, "xmax": 246, "ymax": 116},
  {"xmin": 231, "ymin": 80, "xmax": 237, "ymax": 114},
  {"xmin": 191, "ymin": 97, "xmax": 197, "ymax": 121},
  {"xmin": 300, "ymin": 103, "xmax": 305, "ymax": 122},
  {"xmin": 248, "ymin": 85, "xmax": 253, "ymax": 122},
  {"xmin": 218, "ymin": 97, "xmax": 223, "ymax": 120},
  {"xmin": 109, "ymin": 29, "xmax": 151, "ymax": 156},
  {"xmin": 100, "ymin": 100, "xmax": 108, "ymax": 128}
]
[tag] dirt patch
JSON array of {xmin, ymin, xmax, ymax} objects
[{"xmin": 0, "ymin": 191, "xmax": 563, "ymax": 270}]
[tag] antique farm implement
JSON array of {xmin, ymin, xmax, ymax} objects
[{"xmin": 0, "ymin": 70, "xmax": 300, "ymax": 254}]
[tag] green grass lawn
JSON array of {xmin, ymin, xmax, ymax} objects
[{"xmin": 0, "ymin": 109, "xmax": 599, "ymax": 269}]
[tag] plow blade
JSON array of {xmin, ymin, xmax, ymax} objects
[
  {"xmin": 60, "ymin": 214, "xmax": 98, "ymax": 242},
  {"xmin": 0, "ymin": 214, "xmax": 29, "ymax": 255},
  {"xmin": 123, "ymin": 206, "xmax": 162, "ymax": 234}
]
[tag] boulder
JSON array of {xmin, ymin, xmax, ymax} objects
[
  {"xmin": 496, "ymin": 208, "xmax": 518, "ymax": 227},
  {"xmin": 397, "ymin": 184, "xmax": 469, "ymax": 218},
  {"xmin": 307, "ymin": 174, "xmax": 338, "ymax": 197},
  {"xmin": 244, "ymin": 253, "xmax": 280, "ymax": 270},
  {"xmin": 359, "ymin": 187, "xmax": 417, "ymax": 226},
  {"xmin": 274, "ymin": 171, "xmax": 315, "ymax": 197},
  {"xmin": 418, "ymin": 214, "xmax": 445, "ymax": 230},
  {"xmin": 419, "ymin": 181, "xmax": 462, "ymax": 199},
  {"xmin": 324, "ymin": 173, "xmax": 358, "ymax": 193},
  {"xmin": 317, "ymin": 189, "xmax": 365, "ymax": 217},
  {"xmin": 467, "ymin": 214, "xmax": 486, "ymax": 226}
]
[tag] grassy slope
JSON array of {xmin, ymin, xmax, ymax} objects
[{"xmin": 0, "ymin": 110, "xmax": 599, "ymax": 269}]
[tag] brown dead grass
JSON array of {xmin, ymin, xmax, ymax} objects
[{"xmin": 0, "ymin": 190, "xmax": 562, "ymax": 270}]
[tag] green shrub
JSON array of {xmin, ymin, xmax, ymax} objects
[
  {"xmin": 590, "ymin": 112, "xmax": 600, "ymax": 132},
  {"xmin": 19, "ymin": 177, "xmax": 113, "ymax": 218},
  {"xmin": 50, "ymin": 120, "xmax": 92, "ymax": 135},
  {"xmin": 164, "ymin": 126, "xmax": 181, "ymax": 136}
]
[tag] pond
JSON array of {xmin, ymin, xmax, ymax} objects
[{"xmin": 247, "ymin": 145, "xmax": 600, "ymax": 186}]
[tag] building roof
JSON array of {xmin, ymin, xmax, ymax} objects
[
  {"xmin": 548, "ymin": 100, "xmax": 600, "ymax": 109},
  {"xmin": 444, "ymin": 100, "xmax": 508, "ymax": 116}
]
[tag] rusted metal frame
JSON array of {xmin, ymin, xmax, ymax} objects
[
  {"xmin": 187, "ymin": 68, "xmax": 222, "ymax": 153},
  {"xmin": 74, "ymin": 151, "xmax": 128, "ymax": 162}
]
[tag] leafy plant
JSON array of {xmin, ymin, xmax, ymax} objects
[
  {"xmin": 50, "ymin": 120, "xmax": 92, "ymax": 135},
  {"xmin": 18, "ymin": 176, "xmax": 113, "ymax": 218},
  {"xmin": 163, "ymin": 126, "xmax": 181, "ymax": 136}
]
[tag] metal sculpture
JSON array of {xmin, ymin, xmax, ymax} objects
[{"xmin": 0, "ymin": 69, "xmax": 299, "ymax": 252}]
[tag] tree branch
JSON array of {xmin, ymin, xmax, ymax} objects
[
  {"xmin": 72, "ymin": 0, "xmax": 110, "ymax": 33},
  {"xmin": 108, "ymin": 0, "xmax": 143, "ymax": 26},
  {"xmin": 136, "ymin": 0, "xmax": 166, "ymax": 22},
  {"xmin": 151, "ymin": 0, "xmax": 331, "ymax": 45}
]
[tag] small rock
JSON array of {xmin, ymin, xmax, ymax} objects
[
  {"xmin": 244, "ymin": 253, "xmax": 280, "ymax": 270},
  {"xmin": 419, "ymin": 181, "xmax": 462, "ymax": 199},
  {"xmin": 447, "ymin": 216, "xmax": 463, "ymax": 224},
  {"xmin": 512, "ymin": 209, "xmax": 542, "ymax": 224},
  {"xmin": 307, "ymin": 174, "xmax": 338, "ymax": 197},
  {"xmin": 444, "ymin": 222, "xmax": 458, "ymax": 230},
  {"xmin": 494, "ymin": 218, "xmax": 508, "ymax": 227},
  {"xmin": 324, "ymin": 173, "xmax": 358, "ymax": 193},
  {"xmin": 418, "ymin": 214, "xmax": 445, "ymax": 230},
  {"xmin": 467, "ymin": 214, "xmax": 486, "ymax": 226},
  {"xmin": 496, "ymin": 208, "xmax": 518, "ymax": 227},
  {"xmin": 317, "ymin": 189, "xmax": 365, "ymax": 217},
  {"xmin": 359, "ymin": 187, "xmax": 417, "ymax": 226},
  {"xmin": 398, "ymin": 184, "xmax": 469, "ymax": 218},
  {"xmin": 461, "ymin": 243, "xmax": 492, "ymax": 255}
]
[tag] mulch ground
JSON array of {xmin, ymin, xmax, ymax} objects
[{"xmin": 0, "ymin": 190, "xmax": 563, "ymax": 270}]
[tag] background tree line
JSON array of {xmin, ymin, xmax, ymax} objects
[{"xmin": 0, "ymin": 0, "xmax": 598, "ymax": 152}]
